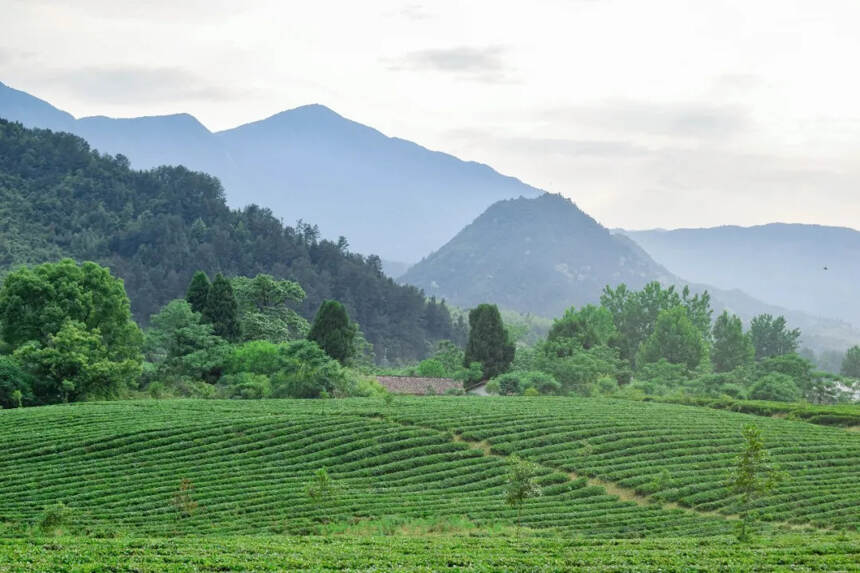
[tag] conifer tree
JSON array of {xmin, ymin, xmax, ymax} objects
[
  {"xmin": 204, "ymin": 273, "xmax": 240, "ymax": 341},
  {"xmin": 185, "ymin": 271, "xmax": 211, "ymax": 315},
  {"xmin": 464, "ymin": 303, "xmax": 515, "ymax": 380},
  {"xmin": 307, "ymin": 300, "xmax": 356, "ymax": 365}
]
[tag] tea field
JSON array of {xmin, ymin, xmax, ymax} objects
[{"xmin": 0, "ymin": 397, "xmax": 858, "ymax": 570}]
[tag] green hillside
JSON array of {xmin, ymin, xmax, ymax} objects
[
  {"xmin": 0, "ymin": 119, "xmax": 454, "ymax": 363},
  {"xmin": 2, "ymin": 398, "xmax": 858, "ymax": 536}
]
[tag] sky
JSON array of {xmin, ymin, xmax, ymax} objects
[{"xmin": 2, "ymin": 0, "xmax": 860, "ymax": 231}]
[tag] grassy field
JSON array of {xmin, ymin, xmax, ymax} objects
[{"xmin": 0, "ymin": 397, "xmax": 858, "ymax": 570}]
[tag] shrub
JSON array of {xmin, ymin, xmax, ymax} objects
[{"xmin": 750, "ymin": 373, "xmax": 801, "ymax": 402}]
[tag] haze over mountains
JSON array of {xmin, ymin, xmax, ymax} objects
[
  {"xmin": 624, "ymin": 225, "xmax": 860, "ymax": 329},
  {"xmin": 0, "ymin": 80, "xmax": 541, "ymax": 263}
]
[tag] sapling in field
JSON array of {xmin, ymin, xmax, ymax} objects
[
  {"xmin": 728, "ymin": 424, "xmax": 785, "ymax": 541},
  {"xmin": 505, "ymin": 455, "xmax": 542, "ymax": 540}
]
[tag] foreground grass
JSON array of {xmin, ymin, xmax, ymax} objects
[{"xmin": 1, "ymin": 534, "xmax": 858, "ymax": 572}]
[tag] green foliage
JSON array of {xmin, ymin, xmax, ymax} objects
[
  {"xmin": 505, "ymin": 454, "xmax": 542, "ymax": 538},
  {"xmin": 490, "ymin": 370, "xmax": 561, "ymax": 396},
  {"xmin": 306, "ymin": 468, "xmax": 339, "ymax": 506},
  {"xmin": 308, "ymin": 300, "xmax": 356, "ymax": 365},
  {"xmin": 601, "ymin": 282, "xmax": 712, "ymax": 365},
  {"xmin": 547, "ymin": 305, "xmax": 616, "ymax": 350},
  {"xmin": 464, "ymin": 304, "xmax": 515, "ymax": 380},
  {"xmin": 749, "ymin": 373, "xmax": 801, "ymax": 402},
  {"xmin": 0, "ymin": 120, "xmax": 453, "ymax": 364},
  {"xmin": 38, "ymin": 502, "xmax": 71, "ymax": 535},
  {"xmin": 0, "ymin": 356, "xmax": 34, "ymax": 409},
  {"xmin": 185, "ymin": 271, "xmax": 211, "ymax": 315},
  {"xmin": 231, "ymin": 274, "xmax": 308, "ymax": 343},
  {"xmin": 224, "ymin": 339, "xmax": 348, "ymax": 399},
  {"xmin": 416, "ymin": 359, "xmax": 446, "ymax": 378},
  {"xmin": 749, "ymin": 314, "xmax": 800, "ymax": 360},
  {"xmin": 0, "ymin": 259, "xmax": 142, "ymax": 362},
  {"xmin": 637, "ymin": 307, "xmax": 706, "ymax": 369},
  {"xmin": 756, "ymin": 353, "xmax": 813, "ymax": 397},
  {"xmin": 14, "ymin": 320, "xmax": 141, "ymax": 403},
  {"xmin": 144, "ymin": 299, "xmax": 229, "ymax": 384},
  {"xmin": 841, "ymin": 346, "xmax": 860, "ymax": 378},
  {"xmin": 728, "ymin": 425, "xmax": 785, "ymax": 541},
  {"xmin": 537, "ymin": 344, "xmax": 622, "ymax": 396},
  {"xmin": 203, "ymin": 274, "xmax": 240, "ymax": 342},
  {"xmin": 711, "ymin": 312, "xmax": 754, "ymax": 373}
]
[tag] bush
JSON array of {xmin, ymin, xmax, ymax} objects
[
  {"xmin": 39, "ymin": 502, "xmax": 71, "ymax": 534},
  {"xmin": 596, "ymin": 375, "xmax": 618, "ymax": 395},
  {"xmin": 523, "ymin": 387, "xmax": 540, "ymax": 396},
  {"xmin": 416, "ymin": 359, "xmax": 447, "ymax": 378},
  {"xmin": 0, "ymin": 356, "xmax": 34, "ymax": 408},
  {"xmin": 750, "ymin": 373, "xmax": 801, "ymax": 402}
]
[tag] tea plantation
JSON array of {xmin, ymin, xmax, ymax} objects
[{"xmin": 0, "ymin": 397, "xmax": 858, "ymax": 570}]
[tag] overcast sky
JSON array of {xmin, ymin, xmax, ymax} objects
[{"xmin": 2, "ymin": 0, "xmax": 859, "ymax": 230}]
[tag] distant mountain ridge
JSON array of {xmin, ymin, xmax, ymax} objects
[
  {"xmin": 402, "ymin": 195, "xmax": 860, "ymax": 353},
  {"xmin": 623, "ymin": 224, "xmax": 860, "ymax": 329},
  {"xmin": 0, "ymin": 81, "xmax": 541, "ymax": 263}
]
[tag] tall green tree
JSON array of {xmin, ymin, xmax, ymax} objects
[
  {"xmin": 307, "ymin": 300, "xmax": 356, "ymax": 365},
  {"xmin": 636, "ymin": 306, "xmax": 705, "ymax": 369},
  {"xmin": 749, "ymin": 314, "xmax": 800, "ymax": 360},
  {"xmin": 728, "ymin": 425, "xmax": 784, "ymax": 541},
  {"xmin": 231, "ymin": 274, "xmax": 308, "ymax": 343},
  {"xmin": 185, "ymin": 271, "xmax": 211, "ymax": 315},
  {"xmin": 711, "ymin": 312, "xmax": 754, "ymax": 373},
  {"xmin": 204, "ymin": 273, "xmax": 240, "ymax": 342},
  {"xmin": 464, "ymin": 304, "xmax": 515, "ymax": 380},
  {"xmin": 0, "ymin": 259, "xmax": 142, "ymax": 359},
  {"xmin": 601, "ymin": 282, "xmax": 712, "ymax": 365},
  {"xmin": 547, "ymin": 305, "xmax": 616, "ymax": 350},
  {"xmin": 841, "ymin": 346, "xmax": 860, "ymax": 378},
  {"xmin": 0, "ymin": 260, "xmax": 142, "ymax": 404}
]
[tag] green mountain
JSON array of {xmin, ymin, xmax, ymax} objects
[
  {"xmin": 402, "ymin": 193, "xmax": 674, "ymax": 317},
  {"xmin": 0, "ymin": 119, "xmax": 454, "ymax": 363}
]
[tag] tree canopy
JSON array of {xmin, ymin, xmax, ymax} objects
[{"xmin": 464, "ymin": 304, "xmax": 515, "ymax": 380}]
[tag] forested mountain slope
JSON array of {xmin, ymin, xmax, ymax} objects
[
  {"xmin": 402, "ymin": 194, "xmax": 675, "ymax": 317},
  {"xmin": 0, "ymin": 119, "xmax": 453, "ymax": 362},
  {"xmin": 0, "ymin": 80, "xmax": 542, "ymax": 263},
  {"xmin": 624, "ymin": 224, "xmax": 860, "ymax": 329}
]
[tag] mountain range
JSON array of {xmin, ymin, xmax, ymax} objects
[
  {"xmin": 623, "ymin": 225, "xmax": 860, "ymax": 329},
  {"xmin": 0, "ymin": 80, "xmax": 541, "ymax": 263}
]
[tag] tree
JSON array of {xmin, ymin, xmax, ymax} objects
[
  {"xmin": 231, "ymin": 274, "xmax": 308, "ymax": 343},
  {"xmin": 728, "ymin": 425, "xmax": 784, "ymax": 541},
  {"xmin": 14, "ymin": 320, "xmax": 141, "ymax": 402},
  {"xmin": 505, "ymin": 455, "xmax": 541, "ymax": 540},
  {"xmin": 307, "ymin": 300, "xmax": 357, "ymax": 365},
  {"xmin": 0, "ymin": 259, "xmax": 142, "ymax": 361},
  {"xmin": 464, "ymin": 304, "xmax": 515, "ymax": 380},
  {"xmin": 841, "ymin": 346, "xmax": 860, "ymax": 378},
  {"xmin": 711, "ymin": 312, "xmax": 754, "ymax": 373},
  {"xmin": 749, "ymin": 314, "xmax": 800, "ymax": 360},
  {"xmin": 547, "ymin": 305, "xmax": 616, "ymax": 350},
  {"xmin": 203, "ymin": 273, "xmax": 240, "ymax": 342},
  {"xmin": 185, "ymin": 271, "xmax": 211, "ymax": 315},
  {"xmin": 636, "ymin": 307, "xmax": 705, "ymax": 370},
  {"xmin": 0, "ymin": 356, "xmax": 34, "ymax": 409},
  {"xmin": 601, "ymin": 282, "xmax": 712, "ymax": 365},
  {"xmin": 0, "ymin": 260, "xmax": 142, "ymax": 404},
  {"xmin": 749, "ymin": 373, "xmax": 801, "ymax": 402}
]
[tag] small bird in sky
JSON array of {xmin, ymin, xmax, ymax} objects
[{"xmin": 823, "ymin": 265, "xmax": 829, "ymax": 271}]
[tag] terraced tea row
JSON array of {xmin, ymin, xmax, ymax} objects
[
  {"xmin": 2, "ymin": 534, "xmax": 858, "ymax": 572},
  {"xmin": 374, "ymin": 397, "xmax": 860, "ymax": 530},
  {"xmin": 0, "ymin": 401, "xmax": 734, "ymax": 537}
]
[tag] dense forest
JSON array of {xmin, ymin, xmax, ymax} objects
[{"xmin": 0, "ymin": 119, "xmax": 460, "ymax": 363}]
